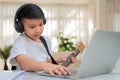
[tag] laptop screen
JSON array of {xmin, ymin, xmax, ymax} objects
[{"xmin": 78, "ymin": 30, "xmax": 120, "ymax": 78}]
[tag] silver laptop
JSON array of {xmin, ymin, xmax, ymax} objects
[{"xmin": 36, "ymin": 30, "xmax": 120, "ymax": 79}]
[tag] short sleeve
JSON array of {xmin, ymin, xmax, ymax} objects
[{"xmin": 9, "ymin": 37, "xmax": 27, "ymax": 66}]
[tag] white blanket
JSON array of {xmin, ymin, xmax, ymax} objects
[{"xmin": 0, "ymin": 70, "xmax": 25, "ymax": 80}]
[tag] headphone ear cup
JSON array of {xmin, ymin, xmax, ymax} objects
[
  {"xmin": 43, "ymin": 17, "xmax": 46, "ymax": 25},
  {"xmin": 15, "ymin": 21, "xmax": 24, "ymax": 33}
]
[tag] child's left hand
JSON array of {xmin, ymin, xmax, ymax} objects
[{"xmin": 55, "ymin": 53, "xmax": 77, "ymax": 63}]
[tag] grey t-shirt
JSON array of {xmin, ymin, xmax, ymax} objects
[{"xmin": 9, "ymin": 33, "xmax": 52, "ymax": 70}]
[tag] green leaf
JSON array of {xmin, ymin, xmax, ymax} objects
[
  {"xmin": 0, "ymin": 48, "xmax": 5, "ymax": 59},
  {"xmin": 0, "ymin": 45, "xmax": 12, "ymax": 60}
]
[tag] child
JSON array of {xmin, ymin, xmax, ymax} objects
[{"xmin": 9, "ymin": 3, "xmax": 76, "ymax": 75}]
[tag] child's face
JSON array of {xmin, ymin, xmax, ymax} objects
[{"xmin": 23, "ymin": 18, "xmax": 44, "ymax": 41}]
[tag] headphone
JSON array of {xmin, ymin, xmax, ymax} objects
[{"xmin": 14, "ymin": 4, "xmax": 46, "ymax": 33}]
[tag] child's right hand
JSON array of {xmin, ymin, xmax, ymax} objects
[{"xmin": 42, "ymin": 62, "xmax": 71, "ymax": 75}]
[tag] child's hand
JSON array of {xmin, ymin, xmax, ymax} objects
[
  {"xmin": 70, "ymin": 55, "xmax": 77, "ymax": 63},
  {"xmin": 47, "ymin": 53, "xmax": 77, "ymax": 63},
  {"xmin": 42, "ymin": 62, "xmax": 71, "ymax": 75},
  {"xmin": 57, "ymin": 53, "xmax": 77, "ymax": 63},
  {"xmin": 63, "ymin": 53, "xmax": 77, "ymax": 63}
]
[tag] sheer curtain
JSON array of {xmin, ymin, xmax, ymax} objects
[
  {"xmin": 0, "ymin": 2, "xmax": 20, "ymax": 48},
  {"xmin": 0, "ymin": 2, "xmax": 94, "ymax": 52},
  {"xmin": 105, "ymin": 0, "xmax": 120, "ymax": 32},
  {"xmin": 41, "ymin": 4, "xmax": 91, "ymax": 51}
]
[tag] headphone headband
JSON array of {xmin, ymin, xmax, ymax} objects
[{"xmin": 14, "ymin": 4, "xmax": 46, "ymax": 33}]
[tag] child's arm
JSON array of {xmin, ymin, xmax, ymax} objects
[
  {"xmin": 55, "ymin": 56, "xmax": 77, "ymax": 63},
  {"xmin": 47, "ymin": 53, "xmax": 77, "ymax": 63},
  {"xmin": 16, "ymin": 54, "xmax": 71, "ymax": 75}
]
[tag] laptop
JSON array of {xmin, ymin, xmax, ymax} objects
[{"xmin": 36, "ymin": 30, "xmax": 120, "ymax": 79}]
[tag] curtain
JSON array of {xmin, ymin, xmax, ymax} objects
[
  {"xmin": 105, "ymin": 0, "xmax": 120, "ymax": 32},
  {"xmin": 0, "ymin": 2, "xmax": 20, "ymax": 48},
  {"xmin": 0, "ymin": 2, "xmax": 94, "ymax": 52},
  {"xmin": 41, "ymin": 4, "xmax": 92, "ymax": 51}
]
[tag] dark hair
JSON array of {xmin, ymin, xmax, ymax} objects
[{"xmin": 14, "ymin": 3, "xmax": 46, "ymax": 33}]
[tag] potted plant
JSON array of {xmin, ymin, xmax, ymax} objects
[
  {"xmin": 56, "ymin": 32, "xmax": 76, "ymax": 52},
  {"xmin": 0, "ymin": 45, "xmax": 12, "ymax": 70}
]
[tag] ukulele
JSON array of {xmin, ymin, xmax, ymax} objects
[{"xmin": 61, "ymin": 41, "xmax": 85, "ymax": 67}]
